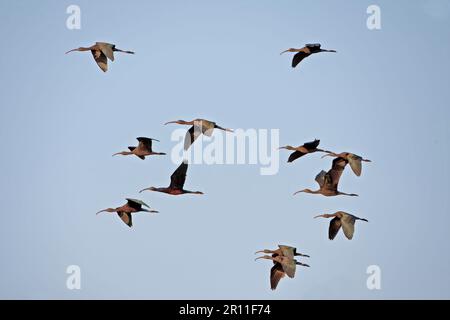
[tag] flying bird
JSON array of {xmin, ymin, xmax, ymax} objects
[
  {"xmin": 322, "ymin": 152, "xmax": 371, "ymax": 176},
  {"xmin": 139, "ymin": 161, "xmax": 203, "ymax": 195},
  {"xmin": 164, "ymin": 119, "xmax": 233, "ymax": 150},
  {"xmin": 113, "ymin": 137, "xmax": 166, "ymax": 160},
  {"xmin": 66, "ymin": 42, "xmax": 134, "ymax": 72},
  {"xmin": 294, "ymin": 157, "xmax": 358, "ymax": 197},
  {"xmin": 280, "ymin": 43, "xmax": 336, "ymax": 68},
  {"xmin": 255, "ymin": 245, "xmax": 310, "ymax": 290},
  {"xmin": 314, "ymin": 211, "xmax": 368, "ymax": 240},
  {"xmin": 279, "ymin": 139, "xmax": 329, "ymax": 163},
  {"xmin": 96, "ymin": 198, "xmax": 158, "ymax": 228}
]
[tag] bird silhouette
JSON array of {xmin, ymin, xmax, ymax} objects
[
  {"xmin": 66, "ymin": 42, "xmax": 134, "ymax": 72},
  {"xmin": 255, "ymin": 245, "xmax": 309, "ymax": 290},
  {"xmin": 314, "ymin": 211, "xmax": 368, "ymax": 240},
  {"xmin": 322, "ymin": 152, "xmax": 371, "ymax": 176},
  {"xmin": 139, "ymin": 161, "xmax": 203, "ymax": 195},
  {"xmin": 280, "ymin": 43, "xmax": 336, "ymax": 68},
  {"xmin": 294, "ymin": 157, "xmax": 358, "ymax": 197},
  {"xmin": 165, "ymin": 119, "xmax": 233, "ymax": 150},
  {"xmin": 96, "ymin": 198, "xmax": 158, "ymax": 227},
  {"xmin": 279, "ymin": 139, "xmax": 330, "ymax": 163},
  {"xmin": 113, "ymin": 137, "xmax": 166, "ymax": 160}
]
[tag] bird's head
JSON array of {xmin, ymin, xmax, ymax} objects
[
  {"xmin": 65, "ymin": 47, "xmax": 90, "ymax": 54},
  {"xmin": 278, "ymin": 145, "xmax": 294, "ymax": 151},
  {"xmin": 96, "ymin": 208, "xmax": 115, "ymax": 215},
  {"xmin": 139, "ymin": 187, "xmax": 158, "ymax": 193},
  {"xmin": 294, "ymin": 189, "xmax": 313, "ymax": 195},
  {"xmin": 164, "ymin": 120, "xmax": 190, "ymax": 125},
  {"xmin": 280, "ymin": 48, "xmax": 296, "ymax": 55}
]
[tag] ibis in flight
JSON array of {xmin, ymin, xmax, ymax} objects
[
  {"xmin": 294, "ymin": 157, "xmax": 358, "ymax": 197},
  {"xmin": 314, "ymin": 211, "xmax": 368, "ymax": 240},
  {"xmin": 139, "ymin": 161, "xmax": 204, "ymax": 195},
  {"xmin": 255, "ymin": 245, "xmax": 310, "ymax": 290},
  {"xmin": 164, "ymin": 119, "xmax": 233, "ymax": 150},
  {"xmin": 96, "ymin": 198, "xmax": 158, "ymax": 228},
  {"xmin": 66, "ymin": 42, "xmax": 134, "ymax": 72},
  {"xmin": 113, "ymin": 137, "xmax": 166, "ymax": 160},
  {"xmin": 280, "ymin": 43, "xmax": 336, "ymax": 68}
]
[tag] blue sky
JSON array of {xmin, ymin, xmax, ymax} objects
[{"xmin": 0, "ymin": 0, "xmax": 449, "ymax": 299}]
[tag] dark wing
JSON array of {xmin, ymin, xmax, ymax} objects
[
  {"xmin": 169, "ymin": 162, "xmax": 188, "ymax": 190},
  {"xmin": 184, "ymin": 126, "xmax": 202, "ymax": 150},
  {"xmin": 287, "ymin": 151, "xmax": 306, "ymax": 163},
  {"xmin": 292, "ymin": 51, "xmax": 309, "ymax": 68},
  {"xmin": 117, "ymin": 212, "xmax": 132, "ymax": 227},
  {"xmin": 270, "ymin": 263, "xmax": 285, "ymax": 290},
  {"xmin": 329, "ymin": 217, "xmax": 342, "ymax": 240},
  {"xmin": 315, "ymin": 170, "xmax": 327, "ymax": 188},
  {"xmin": 126, "ymin": 198, "xmax": 149, "ymax": 210},
  {"xmin": 91, "ymin": 49, "xmax": 108, "ymax": 72},
  {"xmin": 303, "ymin": 139, "xmax": 320, "ymax": 151},
  {"xmin": 326, "ymin": 157, "xmax": 348, "ymax": 191},
  {"xmin": 136, "ymin": 137, "xmax": 153, "ymax": 152}
]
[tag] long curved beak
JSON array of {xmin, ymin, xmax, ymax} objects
[
  {"xmin": 96, "ymin": 209, "xmax": 107, "ymax": 215},
  {"xmin": 255, "ymin": 256, "xmax": 272, "ymax": 262},
  {"xmin": 293, "ymin": 190, "xmax": 303, "ymax": 196},
  {"xmin": 164, "ymin": 120, "xmax": 179, "ymax": 125},
  {"xmin": 363, "ymin": 159, "xmax": 372, "ymax": 162},
  {"xmin": 215, "ymin": 125, "xmax": 234, "ymax": 133},
  {"xmin": 254, "ymin": 250, "xmax": 265, "ymax": 255},
  {"xmin": 313, "ymin": 214, "xmax": 323, "ymax": 219},
  {"xmin": 65, "ymin": 48, "xmax": 78, "ymax": 54},
  {"xmin": 321, "ymin": 151, "xmax": 337, "ymax": 159},
  {"xmin": 280, "ymin": 50, "xmax": 290, "ymax": 55},
  {"xmin": 139, "ymin": 187, "xmax": 151, "ymax": 193}
]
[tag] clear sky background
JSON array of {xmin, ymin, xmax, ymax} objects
[{"xmin": 0, "ymin": 0, "xmax": 449, "ymax": 299}]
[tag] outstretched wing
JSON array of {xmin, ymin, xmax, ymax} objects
[
  {"xmin": 117, "ymin": 212, "xmax": 132, "ymax": 227},
  {"xmin": 184, "ymin": 126, "xmax": 202, "ymax": 150},
  {"xmin": 329, "ymin": 217, "xmax": 342, "ymax": 240},
  {"xmin": 288, "ymin": 151, "xmax": 306, "ymax": 163},
  {"xmin": 169, "ymin": 162, "xmax": 188, "ymax": 190},
  {"xmin": 303, "ymin": 139, "xmax": 320, "ymax": 151},
  {"xmin": 327, "ymin": 157, "xmax": 348, "ymax": 191},
  {"xmin": 91, "ymin": 49, "xmax": 108, "ymax": 72},
  {"xmin": 136, "ymin": 137, "xmax": 154, "ymax": 152},
  {"xmin": 281, "ymin": 258, "xmax": 296, "ymax": 278},
  {"xmin": 347, "ymin": 154, "xmax": 363, "ymax": 177},
  {"xmin": 270, "ymin": 263, "xmax": 285, "ymax": 290},
  {"xmin": 126, "ymin": 198, "xmax": 150, "ymax": 210},
  {"xmin": 292, "ymin": 51, "xmax": 309, "ymax": 68},
  {"xmin": 96, "ymin": 42, "xmax": 115, "ymax": 61},
  {"xmin": 278, "ymin": 245, "xmax": 295, "ymax": 259},
  {"xmin": 340, "ymin": 213, "xmax": 356, "ymax": 240},
  {"xmin": 315, "ymin": 170, "xmax": 327, "ymax": 188}
]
